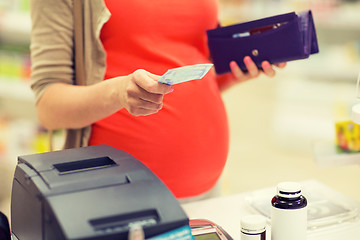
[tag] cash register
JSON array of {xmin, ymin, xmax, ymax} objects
[{"xmin": 10, "ymin": 145, "xmax": 189, "ymax": 240}]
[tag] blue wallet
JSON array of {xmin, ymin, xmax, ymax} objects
[{"xmin": 207, "ymin": 10, "xmax": 319, "ymax": 74}]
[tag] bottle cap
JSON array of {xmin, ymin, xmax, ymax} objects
[
  {"xmin": 277, "ymin": 182, "xmax": 302, "ymax": 198},
  {"xmin": 240, "ymin": 215, "xmax": 266, "ymax": 234}
]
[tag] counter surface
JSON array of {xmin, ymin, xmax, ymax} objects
[{"xmin": 182, "ymin": 180, "xmax": 360, "ymax": 240}]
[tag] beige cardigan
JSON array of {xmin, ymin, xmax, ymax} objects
[{"xmin": 30, "ymin": 0, "xmax": 111, "ymax": 147}]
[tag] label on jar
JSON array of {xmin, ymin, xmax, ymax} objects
[
  {"xmin": 241, "ymin": 231, "xmax": 266, "ymax": 240},
  {"xmin": 271, "ymin": 206, "xmax": 307, "ymax": 240}
]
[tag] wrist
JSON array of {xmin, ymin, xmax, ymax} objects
[{"xmin": 97, "ymin": 78, "xmax": 125, "ymax": 112}]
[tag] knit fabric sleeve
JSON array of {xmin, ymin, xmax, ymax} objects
[{"xmin": 29, "ymin": 0, "xmax": 74, "ymax": 103}]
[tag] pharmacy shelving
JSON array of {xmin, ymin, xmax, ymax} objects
[
  {"xmin": 0, "ymin": 11, "xmax": 31, "ymax": 45},
  {"xmin": 0, "ymin": 78, "xmax": 33, "ymax": 102},
  {"xmin": 0, "ymin": 10, "xmax": 32, "ymax": 103},
  {"xmin": 313, "ymin": 140, "xmax": 360, "ymax": 168}
]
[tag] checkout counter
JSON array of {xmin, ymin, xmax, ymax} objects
[
  {"xmin": 6, "ymin": 145, "xmax": 360, "ymax": 240},
  {"xmin": 182, "ymin": 180, "xmax": 360, "ymax": 240}
]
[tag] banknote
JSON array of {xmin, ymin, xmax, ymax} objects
[{"xmin": 158, "ymin": 63, "xmax": 213, "ymax": 85}]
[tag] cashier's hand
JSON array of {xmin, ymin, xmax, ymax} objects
[{"xmin": 230, "ymin": 56, "xmax": 286, "ymax": 84}]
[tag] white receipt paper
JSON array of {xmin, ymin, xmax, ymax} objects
[{"xmin": 158, "ymin": 63, "xmax": 213, "ymax": 85}]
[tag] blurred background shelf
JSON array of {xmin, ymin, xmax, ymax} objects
[
  {"xmin": 0, "ymin": 11, "xmax": 31, "ymax": 45},
  {"xmin": 0, "ymin": 78, "xmax": 33, "ymax": 102},
  {"xmin": 314, "ymin": 140, "xmax": 360, "ymax": 168}
]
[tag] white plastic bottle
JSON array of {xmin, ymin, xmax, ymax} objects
[
  {"xmin": 241, "ymin": 215, "xmax": 266, "ymax": 240},
  {"xmin": 271, "ymin": 182, "xmax": 307, "ymax": 240}
]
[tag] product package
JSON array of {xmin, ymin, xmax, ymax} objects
[
  {"xmin": 335, "ymin": 120, "xmax": 360, "ymax": 153},
  {"xmin": 206, "ymin": 10, "xmax": 319, "ymax": 74}
]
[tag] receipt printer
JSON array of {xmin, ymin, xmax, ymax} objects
[{"xmin": 11, "ymin": 145, "xmax": 189, "ymax": 240}]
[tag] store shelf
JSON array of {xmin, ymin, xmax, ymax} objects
[
  {"xmin": 0, "ymin": 11, "xmax": 31, "ymax": 45},
  {"xmin": 270, "ymin": 76, "xmax": 356, "ymax": 155},
  {"xmin": 219, "ymin": 1, "xmax": 360, "ymax": 44},
  {"xmin": 313, "ymin": 140, "xmax": 360, "ymax": 168},
  {"xmin": 0, "ymin": 78, "xmax": 33, "ymax": 102},
  {"xmin": 282, "ymin": 54, "xmax": 359, "ymax": 82}
]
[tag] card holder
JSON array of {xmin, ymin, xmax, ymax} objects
[{"xmin": 207, "ymin": 10, "xmax": 319, "ymax": 74}]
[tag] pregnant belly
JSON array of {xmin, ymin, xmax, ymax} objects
[{"xmin": 89, "ymin": 78, "xmax": 229, "ymax": 197}]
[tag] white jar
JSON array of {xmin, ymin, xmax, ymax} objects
[
  {"xmin": 271, "ymin": 182, "xmax": 307, "ymax": 240},
  {"xmin": 241, "ymin": 215, "xmax": 266, "ymax": 240}
]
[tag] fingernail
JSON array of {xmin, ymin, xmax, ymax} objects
[
  {"xmin": 263, "ymin": 61, "xmax": 271, "ymax": 69},
  {"xmin": 230, "ymin": 61, "xmax": 237, "ymax": 68},
  {"xmin": 244, "ymin": 56, "xmax": 251, "ymax": 64},
  {"xmin": 169, "ymin": 86, "xmax": 174, "ymax": 93}
]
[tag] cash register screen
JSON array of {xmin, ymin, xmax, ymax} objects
[{"xmin": 194, "ymin": 232, "xmax": 221, "ymax": 240}]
